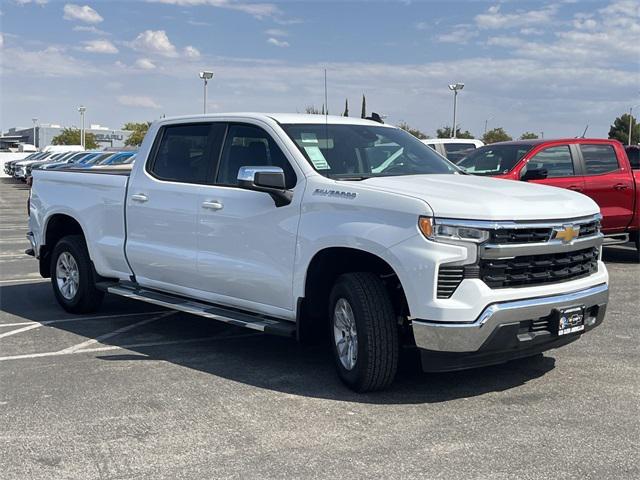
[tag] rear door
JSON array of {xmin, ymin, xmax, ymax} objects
[
  {"xmin": 125, "ymin": 122, "xmax": 226, "ymax": 291},
  {"xmin": 521, "ymin": 144, "xmax": 585, "ymax": 193},
  {"xmin": 579, "ymin": 143, "xmax": 634, "ymax": 232}
]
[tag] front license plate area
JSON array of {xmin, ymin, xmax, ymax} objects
[{"xmin": 557, "ymin": 306, "xmax": 585, "ymax": 336}]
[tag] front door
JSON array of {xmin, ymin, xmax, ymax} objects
[
  {"xmin": 521, "ymin": 144, "xmax": 586, "ymax": 194},
  {"xmin": 195, "ymin": 123, "xmax": 302, "ymax": 317}
]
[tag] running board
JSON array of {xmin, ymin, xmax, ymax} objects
[
  {"xmin": 603, "ymin": 233, "xmax": 629, "ymax": 245},
  {"xmin": 99, "ymin": 283, "xmax": 296, "ymax": 337}
]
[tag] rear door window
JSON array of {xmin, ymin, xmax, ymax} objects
[
  {"xmin": 149, "ymin": 123, "xmax": 226, "ymax": 184},
  {"xmin": 580, "ymin": 144, "xmax": 619, "ymax": 175},
  {"xmin": 527, "ymin": 145, "xmax": 575, "ymax": 178},
  {"xmin": 444, "ymin": 143, "xmax": 476, "ymax": 163}
]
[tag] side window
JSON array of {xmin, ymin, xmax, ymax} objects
[
  {"xmin": 426, "ymin": 144, "xmax": 436, "ymax": 150},
  {"xmin": 216, "ymin": 124, "xmax": 297, "ymax": 188},
  {"xmin": 444, "ymin": 143, "xmax": 476, "ymax": 163},
  {"xmin": 527, "ymin": 145, "xmax": 575, "ymax": 178},
  {"xmin": 149, "ymin": 123, "xmax": 225, "ymax": 184},
  {"xmin": 581, "ymin": 144, "xmax": 620, "ymax": 175},
  {"xmin": 626, "ymin": 147, "xmax": 639, "ymax": 169}
]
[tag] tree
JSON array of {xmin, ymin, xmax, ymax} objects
[
  {"xmin": 436, "ymin": 126, "xmax": 474, "ymax": 139},
  {"xmin": 343, "ymin": 99, "xmax": 349, "ymax": 117},
  {"xmin": 304, "ymin": 105, "xmax": 321, "ymax": 114},
  {"xmin": 361, "ymin": 94, "xmax": 366, "ymax": 119},
  {"xmin": 608, "ymin": 113, "xmax": 640, "ymax": 145},
  {"xmin": 397, "ymin": 121, "xmax": 428, "ymax": 139},
  {"xmin": 482, "ymin": 127, "xmax": 512, "ymax": 144},
  {"xmin": 520, "ymin": 131, "xmax": 539, "ymax": 140},
  {"xmin": 51, "ymin": 128, "xmax": 98, "ymax": 149},
  {"xmin": 123, "ymin": 122, "xmax": 151, "ymax": 147}
]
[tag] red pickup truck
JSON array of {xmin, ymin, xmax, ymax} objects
[{"xmin": 458, "ymin": 138, "xmax": 640, "ymax": 253}]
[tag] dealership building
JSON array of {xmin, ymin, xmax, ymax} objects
[{"xmin": 0, "ymin": 124, "xmax": 132, "ymax": 150}]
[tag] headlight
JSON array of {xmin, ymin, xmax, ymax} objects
[{"xmin": 419, "ymin": 217, "xmax": 489, "ymax": 244}]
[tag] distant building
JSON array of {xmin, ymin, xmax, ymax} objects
[{"xmin": 0, "ymin": 124, "xmax": 132, "ymax": 150}]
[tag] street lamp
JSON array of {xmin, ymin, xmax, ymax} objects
[
  {"xmin": 199, "ymin": 71, "xmax": 214, "ymax": 114},
  {"xmin": 32, "ymin": 118, "xmax": 38, "ymax": 149},
  {"xmin": 78, "ymin": 106, "xmax": 86, "ymax": 148},
  {"xmin": 629, "ymin": 104, "xmax": 640, "ymax": 146},
  {"xmin": 448, "ymin": 82, "xmax": 464, "ymax": 138},
  {"xmin": 484, "ymin": 115, "xmax": 494, "ymax": 136}
]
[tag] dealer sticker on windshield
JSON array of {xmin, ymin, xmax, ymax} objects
[{"xmin": 557, "ymin": 306, "xmax": 585, "ymax": 336}]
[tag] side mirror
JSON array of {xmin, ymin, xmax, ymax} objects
[
  {"xmin": 237, "ymin": 166, "xmax": 293, "ymax": 207},
  {"xmin": 521, "ymin": 168, "xmax": 548, "ymax": 181}
]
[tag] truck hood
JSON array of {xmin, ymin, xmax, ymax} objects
[{"xmin": 361, "ymin": 174, "xmax": 600, "ymax": 221}]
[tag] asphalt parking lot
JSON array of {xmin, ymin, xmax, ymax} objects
[{"xmin": 1, "ymin": 177, "xmax": 638, "ymax": 480}]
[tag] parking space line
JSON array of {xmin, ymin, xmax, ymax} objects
[
  {"xmin": 0, "ymin": 332, "xmax": 258, "ymax": 362},
  {"xmin": 59, "ymin": 311, "xmax": 175, "ymax": 354},
  {"xmin": 0, "ymin": 277, "xmax": 48, "ymax": 285},
  {"xmin": 0, "ymin": 310, "xmax": 168, "ymax": 329},
  {"xmin": 0, "ymin": 323, "xmax": 42, "ymax": 339}
]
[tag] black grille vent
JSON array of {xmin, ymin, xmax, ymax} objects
[
  {"xmin": 480, "ymin": 247, "xmax": 598, "ymax": 289},
  {"xmin": 490, "ymin": 228, "xmax": 552, "ymax": 244},
  {"xmin": 437, "ymin": 266, "xmax": 465, "ymax": 299}
]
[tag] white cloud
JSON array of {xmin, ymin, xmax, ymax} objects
[
  {"xmin": 131, "ymin": 30, "xmax": 178, "ymax": 57},
  {"xmin": 184, "ymin": 45, "xmax": 201, "ymax": 59},
  {"xmin": 73, "ymin": 25, "xmax": 109, "ymax": 35},
  {"xmin": 267, "ymin": 37, "xmax": 289, "ymax": 48},
  {"xmin": 475, "ymin": 4, "xmax": 557, "ymax": 30},
  {"xmin": 135, "ymin": 58, "xmax": 156, "ymax": 70},
  {"xmin": 14, "ymin": 0, "xmax": 48, "ymax": 5},
  {"xmin": 520, "ymin": 27, "xmax": 544, "ymax": 36},
  {"xmin": 83, "ymin": 39, "xmax": 118, "ymax": 54},
  {"xmin": 0, "ymin": 34, "xmax": 3, "ymax": 49},
  {"xmin": 117, "ymin": 95, "xmax": 161, "ymax": 109},
  {"xmin": 63, "ymin": 4, "xmax": 103, "ymax": 24},
  {"xmin": 0, "ymin": 46, "xmax": 98, "ymax": 77},
  {"xmin": 486, "ymin": 36, "xmax": 525, "ymax": 48},
  {"xmin": 148, "ymin": 0, "xmax": 280, "ymax": 19},
  {"xmin": 437, "ymin": 25, "xmax": 478, "ymax": 44},
  {"xmin": 265, "ymin": 28, "xmax": 287, "ymax": 37}
]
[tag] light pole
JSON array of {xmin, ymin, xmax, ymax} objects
[
  {"xmin": 32, "ymin": 118, "xmax": 38, "ymax": 149},
  {"xmin": 484, "ymin": 115, "xmax": 494, "ymax": 136},
  {"xmin": 448, "ymin": 82, "xmax": 464, "ymax": 138},
  {"xmin": 78, "ymin": 106, "xmax": 86, "ymax": 148},
  {"xmin": 199, "ymin": 71, "xmax": 214, "ymax": 114},
  {"xmin": 629, "ymin": 105, "xmax": 640, "ymax": 146}
]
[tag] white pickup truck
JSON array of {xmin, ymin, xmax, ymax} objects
[{"xmin": 28, "ymin": 113, "xmax": 609, "ymax": 391}]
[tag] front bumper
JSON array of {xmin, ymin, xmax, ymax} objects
[{"xmin": 412, "ymin": 283, "xmax": 608, "ymax": 370}]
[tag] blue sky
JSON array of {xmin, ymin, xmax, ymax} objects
[{"xmin": 1, "ymin": 0, "xmax": 638, "ymax": 138}]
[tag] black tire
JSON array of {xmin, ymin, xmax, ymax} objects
[
  {"xmin": 50, "ymin": 235, "xmax": 104, "ymax": 313},
  {"xmin": 329, "ymin": 272, "xmax": 399, "ymax": 392}
]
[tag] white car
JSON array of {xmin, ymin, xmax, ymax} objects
[
  {"xmin": 422, "ymin": 138, "xmax": 485, "ymax": 163},
  {"xmin": 28, "ymin": 113, "xmax": 608, "ymax": 391}
]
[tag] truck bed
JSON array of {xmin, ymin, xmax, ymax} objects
[{"xmin": 30, "ymin": 169, "xmax": 132, "ymax": 279}]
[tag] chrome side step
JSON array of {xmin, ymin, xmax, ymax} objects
[
  {"xmin": 603, "ymin": 233, "xmax": 629, "ymax": 245},
  {"xmin": 100, "ymin": 283, "xmax": 296, "ymax": 337}
]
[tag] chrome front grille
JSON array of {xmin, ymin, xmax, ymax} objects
[{"xmin": 487, "ymin": 219, "xmax": 600, "ymax": 245}]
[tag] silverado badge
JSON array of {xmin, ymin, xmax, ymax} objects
[{"xmin": 554, "ymin": 225, "xmax": 580, "ymax": 243}]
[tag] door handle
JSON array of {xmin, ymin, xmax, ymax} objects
[
  {"xmin": 202, "ymin": 200, "xmax": 223, "ymax": 211},
  {"xmin": 613, "ymin": 183, "xmax": 629, "ymax": 191},
  {"xmin": 567, "ymin": 185, "xmax": 583, "ymax": 192},
  {"xmin": 131, "ymin": 194, "xmax": 148, "ymax": 202}
]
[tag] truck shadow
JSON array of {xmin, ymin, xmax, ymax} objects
[
  {"xmin": 602, "ymin": 243, "xmax": 639, "ymax": 264},
  {"xmin": 1, "ymin": 282, "xmax": 556, "ymax": 405}
]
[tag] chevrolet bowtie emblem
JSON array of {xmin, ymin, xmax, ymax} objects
[{"xmin": 554, "ymin": 225, "xmax": 580, "ymax": 243}]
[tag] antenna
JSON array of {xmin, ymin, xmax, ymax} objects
[
  {"xmin": 324, "ymin": 69, "xmax": 328, "ymax": 118},
  {"xmin": 581, "ymin": 124, "xmax": 589, "ymax": 138}
]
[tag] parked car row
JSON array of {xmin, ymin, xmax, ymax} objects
[{"xmin": 4, "ymin": 149, "xmax": 136, "ymax": 183}]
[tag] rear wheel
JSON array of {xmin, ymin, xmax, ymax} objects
[
  {"xmin": 329, "ymin": 272, "xmax": 399, "ymax": 392},
  {"xmin": 51, "ymin": 235, "xmax": 104, "ymax": 313}
]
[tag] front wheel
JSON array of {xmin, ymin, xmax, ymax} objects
[
  {"xmin": 329, "ymin": 272, "xmax": 399, "ymax": 392},
  {"xmin": 51, "ymin": 235, "xmax": 104, "ymax": 313}
]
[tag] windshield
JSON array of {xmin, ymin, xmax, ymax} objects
[
  {"xmin": 458, "ymin": 144, "xmax": 534, "ymax": 176},
  {"xmin": 282, "ymin": 124, "xmax": 458, "ymax": 178}
]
